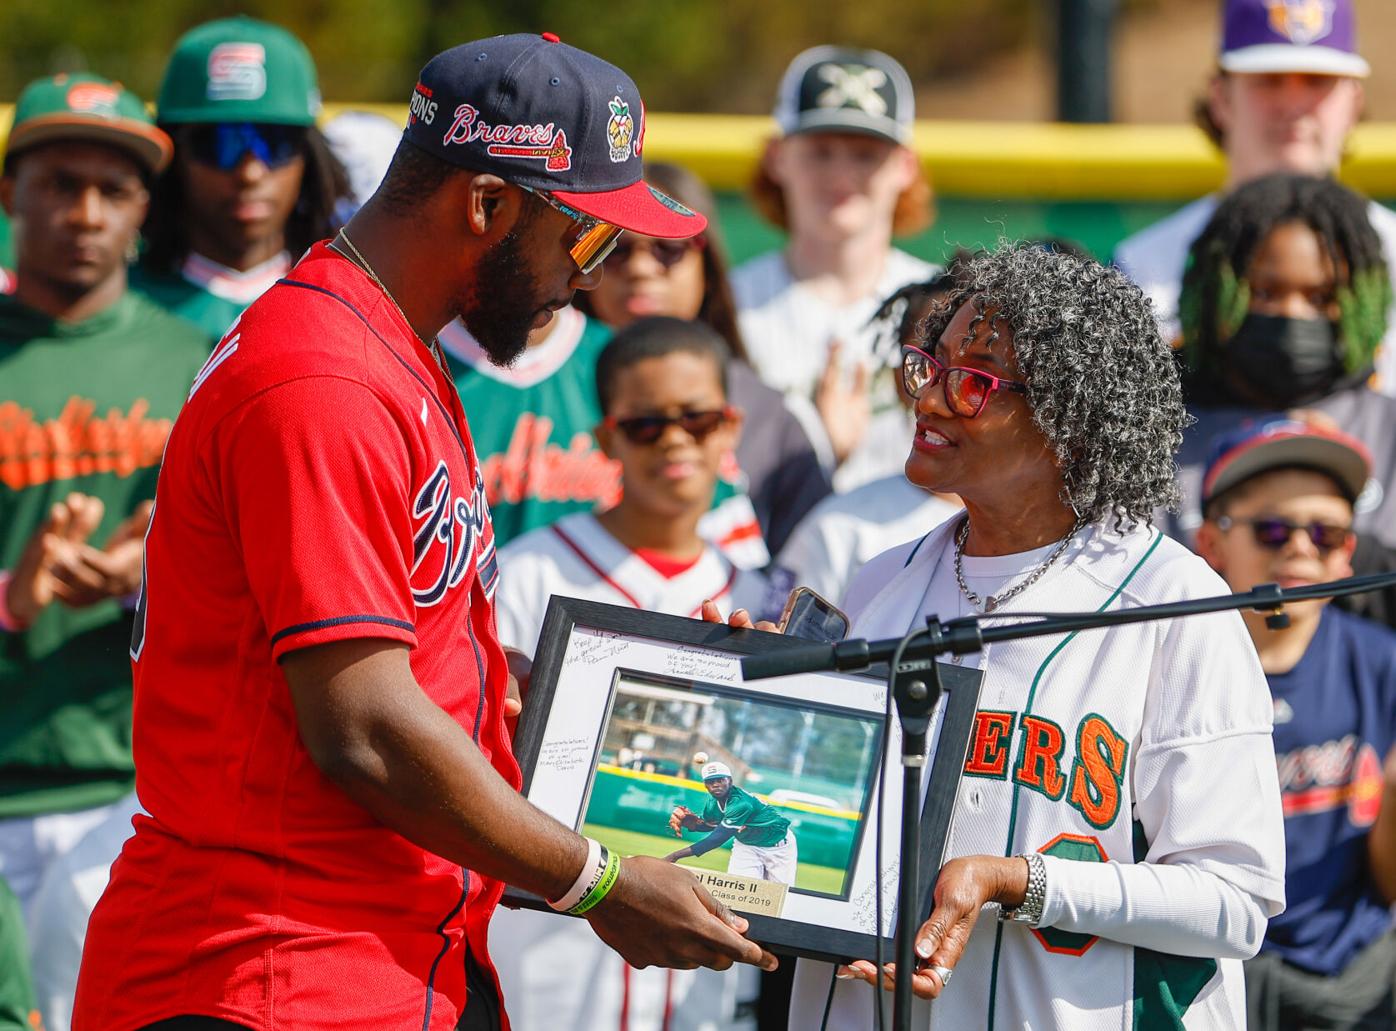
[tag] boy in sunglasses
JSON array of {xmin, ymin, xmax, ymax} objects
[
  {"xmin": 489, "ymin": 316, "xmax": 768, "ymax": 1031},
  {"xmin": 131, "ymin": 16, "xmax": 350, "ymax": 341},
  {"xmin": 493, "ymin": 316, "xmax": 768, "ymax": 656},
  {"xmin": 1195, "ymin": 416, "xmax": 1396, "ymax": 1029}
]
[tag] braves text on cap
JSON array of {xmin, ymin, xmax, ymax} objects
[
  {"xmin": 1220, "ymin": 0, "xmax": 1370, "ymax": 77},
  {"xmin": 401, "ymin": 33, "xmax": 704, "ymax": 240}
]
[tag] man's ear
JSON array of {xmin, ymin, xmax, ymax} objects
[
  {"xmin": 461, "ymin": 172, "xmax": 524, "ymax": 241},
  {"xmin": 594, "ymin": 420, "xmax": 617, "ymax": 460},
  {"xmin": 1207, "ymin": 73, "xmax": 1232, "ymax": 138},
  {"xmin": 760, "ymin": 137, "xmax": 786, "ymax": 186},
  {"xmin": 0, "ymin": 174, "xmax": 15, "ymax": 219},
  {"xmin": 1194, "ymin": 519, "xmax": 1226, "ymax": 574}
]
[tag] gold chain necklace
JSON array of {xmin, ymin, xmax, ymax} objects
[{"xmin": 331, "ymin": 229, "xmax": 448, "ymax": 373}]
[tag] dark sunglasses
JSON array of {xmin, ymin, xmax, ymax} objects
[
  {"xmin": 603, "ymin": 235, "xmax": 705, "ymax": 270},
  {"xmin": 603, "ymin": 407, "xmax": 735, "ymax": 445},
  {"xmin": 185, "ymin": 123, "xmax": 305, "ymax": 171},
  {"xmin": 518, "ymin": 184, "xmax": 624, "ymax": 275},
  {"xmin": 1216, "ymin": 516, "xmax": 1353, "ymax": 553},
  {"xmin": 900, "ymin": 345, "xmax": 1028, "ymax": 419}
]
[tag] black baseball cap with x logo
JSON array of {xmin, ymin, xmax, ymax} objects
[{"xmin": 772, "ymin": 45, "xmax": 915, "ymax": 145}]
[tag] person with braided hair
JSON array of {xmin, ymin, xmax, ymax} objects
[
  {"xmin": 1114, "ymin": 0, "xmax": 1396, "ymax": 396},
  {"xmin": 1166, "ymin": 175, "xmax": 1396, "ymax": 614}
]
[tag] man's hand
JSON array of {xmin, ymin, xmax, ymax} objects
[
  {"xmin": 837, "ymin": 854, "xmax": 1027, "ymax": 999},
  {"xmin": 5, "ymin": 493, "xmax": 107, "ymax": 625},
  {"xmin": 502, "ymin": 646, "xmax": 531, "ymax": 720},
  {"xmin": 49, "ymin": 499, "xmax": 151, "ymax": 609},
  {"xmin": 585, "ymin": 855, "xmax": 778, "ymax": 973},
  {"xmin": 814, "ymin": 341, "xmax": 871, "ymax": 466},
  {"xmin": 700, "ymin": 599, "xmax": 779, "ymax": 633}
]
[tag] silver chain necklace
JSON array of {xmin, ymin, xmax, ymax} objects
[
  {"xmin": 331, "ymin": 229, "xmax": 448, "ymax": 374},
  {"xmin": 954, "ymin": 514, "xmax": 1086, "ymax": 613}
]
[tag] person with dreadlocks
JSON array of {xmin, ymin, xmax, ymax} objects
[
  {"xmin": 131, "ymin": 16, "xmax": 351, "ymax": 342},
  {"xmin": 1168, "ymin": 175, "xmax": 1396, "ymax": 620},
  {"xmin": 755, "ymin": 243, "xmax": 1285, "ymax": 1029},
  {"xmin": 1114, "ymin": 0, "xmax": 1396, "ymax": 396}
]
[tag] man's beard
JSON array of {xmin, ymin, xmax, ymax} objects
[{"xmin": 461, "ymin": 228, "xmax": 550, "ymax": 368}]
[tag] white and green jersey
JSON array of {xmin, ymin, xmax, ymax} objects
[
  {"xmin": 791, "ymin": 518, "xmax": 1286, "ymax": 1030},
  {"xmin": 700, "ymin": 784, "xmax": 791, "ymax": 848}
]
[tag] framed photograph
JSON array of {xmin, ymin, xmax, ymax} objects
[{"xmin": 504, "ymin": 597, "xmax": 982, "ymax": 964}]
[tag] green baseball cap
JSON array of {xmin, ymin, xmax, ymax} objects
[
  {"xmin": 157, "ymin": 16, "xmax": 321, "ymax": 126},
  {"xmin": 5, "ymin": 72, "xmax": 172, "ymax": 173}
]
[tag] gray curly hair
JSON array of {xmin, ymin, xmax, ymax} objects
[{"xmin": 917, "ymin": 244, "xmax": 1187, "ymax": 529}]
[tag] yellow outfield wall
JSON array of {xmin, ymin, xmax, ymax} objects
[{"xmin": 6, "ymin": 104, "xmax": 1396, "ymax": 201}]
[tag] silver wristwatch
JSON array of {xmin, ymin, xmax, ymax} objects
[{"xmin": 999, "ymin": 852, "xmax": 1046, "ymax": 926}]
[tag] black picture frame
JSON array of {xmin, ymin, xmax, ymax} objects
[{"xmin": 504, "ymin": 596, "xmax": 982, "ymax": 965}]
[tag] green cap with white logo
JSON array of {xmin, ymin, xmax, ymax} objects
[
  {"xmin": 6, "ymin": 72, "xmax": 172, "ymax": 173},
  {"xmin": 157, "ymin": 16, "xmax": 321, "ymax": 126}
]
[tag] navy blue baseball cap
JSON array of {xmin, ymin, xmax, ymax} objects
[
  {"xmin": 1201, "ymin": 416, "xmax": 1371, "ymax": 507},
  {"xmin": 403, "ymin": 32, "xmax": 705, "ymax": 239}
]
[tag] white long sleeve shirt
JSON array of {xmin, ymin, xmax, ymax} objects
[{"xmin": 791, "ymin": 518, "xmax": 1286, "ymax": 1030}]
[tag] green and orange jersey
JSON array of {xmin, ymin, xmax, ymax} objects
[{"xmin": 0, "ymin": 290, "xmax": 210, "ymax": 818}]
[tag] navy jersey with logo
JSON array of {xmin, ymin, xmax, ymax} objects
[{"xmin": 1263, "ymin": 606, "xmax": 1396, "ymax": 976}]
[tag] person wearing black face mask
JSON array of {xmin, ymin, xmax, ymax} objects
[
  {"xmin": 1164, "ymin": 173, "xmax": 1396, "ymax": 628},
  {"xmin": 1225, "ymin": 311, "xmax": 1348, "ymax": 408}
]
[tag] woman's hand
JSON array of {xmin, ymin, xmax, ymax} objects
[
  {"xmin": 699, "ymin": 599, "xmax": 779, "ymax": 633},
  {"xmin": 837, "ymin": 854, "xmax": 1029, "ymax": 999}
]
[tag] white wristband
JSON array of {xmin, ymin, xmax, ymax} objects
[{"xmin": 548, "ymin": 837, "xmax": 603, "ymax": 912}]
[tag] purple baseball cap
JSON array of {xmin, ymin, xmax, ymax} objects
[{"xmin": 1220, "ymin": 0, "xmax": 1369, "ymax": 77}]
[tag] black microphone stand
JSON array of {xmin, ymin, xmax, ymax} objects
[{"xmin": 741, "ymin": 571, "xmax": 1396, "ymax": 1031}]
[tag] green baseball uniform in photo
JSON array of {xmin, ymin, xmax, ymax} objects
[
  {"xmin": 703, "ymin": 785, "xmax": 790, "ymax": 847},
  {"xmin": 0, "ymin": 876, "xmax": 39, "ymax": 1031},
  {"xmin": 0, "ymin": 292, "xmax": 210, "ymax": 818}
]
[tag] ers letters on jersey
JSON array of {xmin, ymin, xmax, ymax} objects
[{"xmin": 963, "ymin": 709, "xmax": 1129, "ymax": 829}]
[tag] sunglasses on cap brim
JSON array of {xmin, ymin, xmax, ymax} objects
[{"xmin": 518, "ymin": 184, "xmax": 625, "ymax": 275}]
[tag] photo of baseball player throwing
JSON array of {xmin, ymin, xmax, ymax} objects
[
  {"xmin": 664, "ymin": 762, "xmax": 798, "ymax": 885},
  {"xmin": 576, "ymin": 671, "xmax": 882, "ymax": 899}
]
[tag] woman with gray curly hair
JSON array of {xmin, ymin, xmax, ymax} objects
[{"xmin": 781, "ymin": 243, "xmax": 1286, "ymax": 1029}]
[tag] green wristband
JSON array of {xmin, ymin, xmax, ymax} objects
[{"xmin": 570, "ymin": 847, "xmax": 621, "ymax": 915}]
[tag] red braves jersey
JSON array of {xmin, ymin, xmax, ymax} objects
[{"xmin": 73, "ymin": 243, "xmax": 518, "ymax": 1031}]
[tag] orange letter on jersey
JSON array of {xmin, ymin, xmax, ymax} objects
[
  {"xmin": 1014, "ymin": 715, "xmax": 1066, "ymax": 799},
  {"xmin": 964, "ymin": 711, "xmax": 1015, "ymax": 779},
  {"xmin": 1068, "ymin": 716, "xmax": 1128, "ymax": 828}
]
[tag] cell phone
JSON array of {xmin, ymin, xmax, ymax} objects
[{"xmin": 777, "ymin": 587, "xmax": 850, "ymax": 644}]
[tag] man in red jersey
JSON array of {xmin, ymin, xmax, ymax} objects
[{"xmin": 72, "ymin": 33, "xmax": 775, "ymax": 1031}]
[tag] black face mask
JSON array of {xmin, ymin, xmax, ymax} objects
[{"xmin": 1225, "ymin": 313, "xmax": 1344, "ymax": 408}]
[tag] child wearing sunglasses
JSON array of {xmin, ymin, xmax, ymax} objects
[
  {"xmin": 493, "ymin": 316, "xmax": 768, "ymax": 657},
  {"xmin": 1195, "ymin": 415, "xmax": 1396, "ymax": 1030},
  {"xmin": 487, "ymin": 316, "xmax": 768, "ymax": 1031}
]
